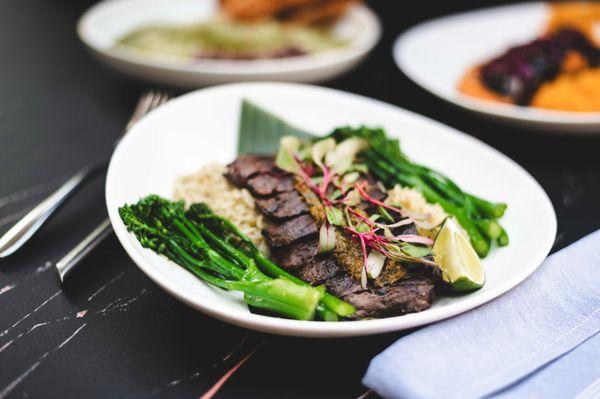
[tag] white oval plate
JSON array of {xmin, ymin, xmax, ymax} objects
[
  {"xmin": 106, "ymin": 82, "xmax": 556, "ymax": 337},
  {"xmin": 78, "ymin": 0, "xmax": 380, "ymax": 87},
  {"xmin": 394, "ymin": 2, "xmax": 600, "ymax": 133}
]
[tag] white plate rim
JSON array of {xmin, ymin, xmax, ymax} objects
[
  {"xmin": 77, "ymin": 0, "xmax": 381, "ymax": 78},
  {"xmin": 393, "ymin": 1, "xmax": 600, "ymax": 128},
  {"xmin": 106, "ymin": 82, "xmax": 557, "ymax": 337}
]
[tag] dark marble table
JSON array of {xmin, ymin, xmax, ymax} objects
[{"xmin": 1, "ymin": 0, "xmax": 599, "ymax": 398}]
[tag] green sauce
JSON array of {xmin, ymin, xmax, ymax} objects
[{"xmin": 117, "ymin": 19, "xmax": 344, "ymax": 60}]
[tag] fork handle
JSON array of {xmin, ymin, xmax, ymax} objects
[
  {"xmin": 0, "ymin": 163, "xmax": 106, "ymax": 258},
  {"xmin": 56, "ymin": 218, "xmax": 112, "ymax": 282}
]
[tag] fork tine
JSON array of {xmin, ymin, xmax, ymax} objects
[
  {"xmin": 125, "ymin": 90, "xmax": 170, "ymax": 132},
  {"xmin": 151, "ymin": 91, "xmax": 170, "ymax": 111},
  {"xmin": 136, "ymin": 91, "xmax": 157, "ymax": 116},
  {"xmin": 126, "ymin": 91, "xmax": 155, "ymax": 131},
  {"xmin": 147, "ymin": 92, "xmax": 161, "ymax": 112},
  {"xmin": 159, "ymin": 91, "xmax": 170, "ymax": 106},
  {"xmin": 146, "ymin": 91, "xmax": 167, "ymax": 115}
]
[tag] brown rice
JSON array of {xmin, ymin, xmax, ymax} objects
[{"xmin": 173, "ymin": 163, "xmax": 268, "ymax": 253}]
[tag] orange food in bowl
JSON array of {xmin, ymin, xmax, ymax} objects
[
  {"xmin": 458, "ymin": 67, "xmax": 511, "ymax": 105},
  {"xmin": 458, "ymin": 51, "xmax": 600, "ymax": 112},
  {"xmin": 458, "ymin": 2, "xmax": 600, "ymax": 113},
  {"xmin": 546, "ymin": 2, "xmax": 600, "ymax": 45},
  {"xmin": 532, "ymin": 68, "xmax": 600, "ymax": 112}
]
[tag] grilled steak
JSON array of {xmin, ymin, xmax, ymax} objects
[
  {"xmin": 347, "ymin": 278, "xmax": 434, "ymax": 318},
  {"xmin": 272, "ymin": 239, "xmax": 318, "ymax": 271},
  {"xmin": 263, "ymin": 214, "xmax": 318, "ymax": 247},
  {"xmin": 225, "ymin": 155, "xmax": 437, "ymax": 318},
  {"xmin": 324, "ymin": 274, "xmax": 364, "ymax": 298},
  {"xmin": 226, "ymin": 155, "xmax": 275, "ymax": 186},
  {"xmin": 403, "ymin": 255, "xmax": 445, "ymax": 286},
  {"xmin": 296, "ymin": 256, "xmax": 343, "ymax": 285},
  {"xmin": 255, "ymin": 190, "xmax": 309, "ymax": 220},
  {"xmin": 247, "ymin": 174, "xmax": 294, "ymax": 197}
]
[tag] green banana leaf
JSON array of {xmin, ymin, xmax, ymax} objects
[{"xmin": 237, "ymin": 99, "xmax": 315, "ymax": 155}]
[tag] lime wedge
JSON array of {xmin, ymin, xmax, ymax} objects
[{"xmin": 433, "ymin": 217, "xmax": 485, "ymax": 292}]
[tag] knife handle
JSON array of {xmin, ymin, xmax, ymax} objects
[
  {"xmin": 0, "ymin": 165, "xmax": 105, "ymax": 258},
  {"xmin": 55, "ymin": 218, "xmax": 113, "ymax": 282}
]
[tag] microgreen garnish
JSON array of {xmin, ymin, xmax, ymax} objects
[{"xmin": 275, "ymin": 135, "xmax": 437, "ymax": 283}]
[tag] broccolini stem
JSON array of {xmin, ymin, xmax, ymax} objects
[
  {"xmin": 230, "ymin": 278, "xmax": 324, "ymax": 321},
  {"xmin": 171, "ymin": 218, "xmax": 245, "ymax": 280},
  {"xmin": 253, "ymin": 252, "xmax": 356, "ymax": 317},
  {"xmin": 191, "ymin": 213, "xmax": 356, "ymax": 318},
  {"xmin": 168, "ymin": 242, "xmax": 232, "ymax": 289},
  {"xmin": 194, "ymin": 222, "xmax": 255, "ymax": 267}
]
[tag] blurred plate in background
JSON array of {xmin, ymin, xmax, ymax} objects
[
  {"xmin": 393, "ymin": 2, "xmax": 600, "ymax": 133},
  {"xmin": 78, "ymin": 0, "xmax": 380, "ymax": 87}
]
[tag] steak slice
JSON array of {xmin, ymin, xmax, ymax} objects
[
  {"xmin": 403, "ymin": 256, "xmax": 446, "ymax": 287},
  {"xmin": 324, "ymin": 274, "xmax": 364, "ymax": 298},
  {"xmin": 263, "ymin": 214, "xmax": 317, "ymax": 247},
  {"xmin": 272, "ymin": 240, "xmax": 318, "ymax": 271},
  {"xmin": 347, "ymin": 278, "xmax": 435, "ymax": 318},
  {"xmin": 226, "ymin": 155, "xmax": 275, "ymax": 186},
  {"xmin": 296, "ymin": 257, "xmax": 343, "ymax": 286},
  {"xmin": 246, "ymin": 173, "xmax": 295, "ymax": 197},
  {"xmin": 255, "ymin": 191, "xmax": 309, "ymax": 221}
]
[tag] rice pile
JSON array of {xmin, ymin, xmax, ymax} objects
[
  {"xmin": 386, "ymin": 185, "xmax": 447, "ymax": 238},
  {"xmin": 173, "ymin": 163, "xmax": 267, "ymax": 253}
]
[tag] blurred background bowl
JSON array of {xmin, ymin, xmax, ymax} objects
[{"xmin": 77, "ymin": 0, "xmax": 381, "ymax": 87}]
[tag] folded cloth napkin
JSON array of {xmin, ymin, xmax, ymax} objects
[{"xmin": 363, "ymin": 230, "xmax": 600, "ymax": 399}]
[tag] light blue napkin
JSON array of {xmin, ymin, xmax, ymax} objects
[{"xmin": 363, "ymin": 230, "xmax": 600, "ymax": 399}]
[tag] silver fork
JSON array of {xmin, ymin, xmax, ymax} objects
[
  {"xmin": 0, "ymin": 91, "xmax": 170, "ymax": 268},
  {"xmin": 55, "ymin": 91, "xmax": 171, "ymax": 281}
]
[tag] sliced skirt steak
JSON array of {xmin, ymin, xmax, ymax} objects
[
  {"xmin": 272, "ymin": 240, "xmax": 319, "ymax": 271},
  {"xmin": 263, "ymin": 214, "xmax": 318, "ymax": 247},
  {"xmin": 347, "ymin": 279, "xmax": 434, "ymax": 319},
  {"xmin": 296, "ymin": 256, "xmax": 343, "ymax": 286},
  {"xmin": 255, "ymin": 190, "xmax": 309, "ymax": 221},
  {"xmin": 224, "ymin": 155, "xmax": 437, "ymax": 318},
  {"xmin": 246, "ymin": 173, "xmax": 294, "ymax": 197},
  {"xmin": 226, "ymin": 155, "xmax": 275, "ymax": 186}
]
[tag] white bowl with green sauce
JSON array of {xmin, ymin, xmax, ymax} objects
[{"xmin": 77, "ymin": 0, "xmax": 381, "ymax": 87}]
